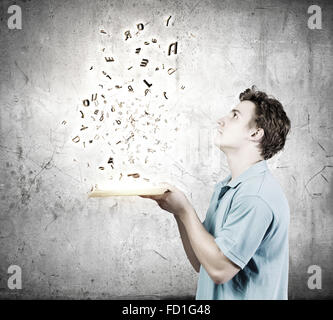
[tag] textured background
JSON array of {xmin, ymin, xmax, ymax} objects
[{"xmin": 0, "ymin": 0, "xmax": 332, "ymax": 299}]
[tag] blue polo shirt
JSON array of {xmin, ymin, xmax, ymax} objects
[{"xmin": 195, "ymin": 160, "xmax": 290, "ymax": 300}]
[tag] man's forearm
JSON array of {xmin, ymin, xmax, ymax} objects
[
  {"xmin": 175, "ymin": 216, "xmax": 201, "ymax": 273},
  {"xmin": 179, "ymin": 205, "xmax": 227, "ymax": 282}
]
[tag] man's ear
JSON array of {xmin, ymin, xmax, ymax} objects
[{"xmin": 250, "ymin": 128, "xmax": 264, "ymax": 141}]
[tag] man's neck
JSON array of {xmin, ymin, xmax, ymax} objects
[{"xmin": 226, "ymin": 151, "xmax": 263, "ymax": 182}]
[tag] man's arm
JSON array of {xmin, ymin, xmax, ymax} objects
[
  {"xmin": 174, "ymin": 216, "xmax": 201, "ymax": 273},
  {"xmin": 140, "ymin": 186, "xmax": 240, "ymax": 283},
  {"xmin": 179, "ymin": 206, "xmax": 241, "ymax": 284}
]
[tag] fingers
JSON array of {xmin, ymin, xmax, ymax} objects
[
  {"xmin": 150, "ymin": 195, "xmax": 165, "ymax": 200},
  {"xmin": 139, "ymin": 194, "xmax": 163, "ymax": 200},
  {"xmin": 139, "ymin": 182, "xmax": 175, "ymax": 200}
]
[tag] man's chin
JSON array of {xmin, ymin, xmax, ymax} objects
[{"xmin": 213, "ymin": 138, "xmax": 224, "ymax": 151}]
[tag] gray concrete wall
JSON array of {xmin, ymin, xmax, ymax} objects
[{"xmin": 0, "ymin": 0, "xmax": 332, "ymax": 299}]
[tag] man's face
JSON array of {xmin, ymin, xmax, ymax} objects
[{"xmin": 214, "ymin": 100, "xmax": 257, "ymax": 152}]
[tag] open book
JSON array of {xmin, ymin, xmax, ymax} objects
[{"xmin": 88, "ymin": 182, "xmax": 170, "ymax": 197}]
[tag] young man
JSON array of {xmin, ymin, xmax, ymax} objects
[{"xmin": 140, "ymin": 86, "xmax": 291, "ymax": 300}]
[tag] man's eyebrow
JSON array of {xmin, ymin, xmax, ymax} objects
[{"xmin": 231, "ymin": 108, "xmax": 242, "ymax": 115}]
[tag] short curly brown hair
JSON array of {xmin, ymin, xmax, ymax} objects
[{"xmin": 239, "ymin": 86, "xmax": 291, "ymax": 160}]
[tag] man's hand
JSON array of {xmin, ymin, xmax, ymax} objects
[{"xmin": 139, "ymin": 183, "xmax": 193, "ymax": 217}]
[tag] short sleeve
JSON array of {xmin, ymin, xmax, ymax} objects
[{"xmin": 214, "ymin": 196, "xmax": 273, "ymax": 269}]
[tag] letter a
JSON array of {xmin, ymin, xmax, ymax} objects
[
  {"xmin": 168, "ymin": 42, "xmax": 178, "ymax": 55},
  {"xmin": 8, "ymin": 5, "xmax": 22, "ymax": 30},
  {"xmin": 7, "ymin": 265, "xmax": 22, "ymax": 290},
  {"xmin": 307, "ymin": 5, "xmax": 322, "ymax": 29},
  {"xmin": 307, "ymin": 265, "xmax": 322, "ymax": 289}
]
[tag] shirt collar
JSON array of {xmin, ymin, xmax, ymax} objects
[{"xmin": 219, "ymin": 160, "xmax": 268, "ymax": 189}]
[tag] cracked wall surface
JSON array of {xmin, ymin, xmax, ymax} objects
[{"xmin": 0, "ymin": 0, "xmax": 332, "ymax": 299}]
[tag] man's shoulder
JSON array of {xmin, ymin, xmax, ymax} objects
[{"xmin": 233, "ymin": 170, "xmax": 290, "ymax": 215}]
